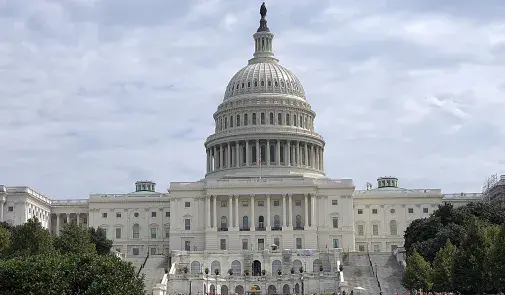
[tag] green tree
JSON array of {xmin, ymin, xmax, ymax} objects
[
  {"xmin": 0, "ymin": 226, "xmax": 11, "ymax": 258},
  {"xmin": 452, "ymin": 219, "xmax": 491, "ymax": 294},
  {"xmin": 402, "ymin": 249, "xmax": 433, "ymax": 292},
  {"xmin": 54, "ymin": 222, "xmax": 96, "ymax": 255},
  {"xmin": 9, "ymin": 217, "xmax": 53, "ymax": 257},
  {"xmin": 432, "ymin": 239, "xmax": 456, "ymax": 292},
  {"xmin": 489, "ymin": 224, "xmax": 505, "ymax": 292},
  {"xmin": 88, "ymin": 227, "xmax": 113, "ymax": 255}
]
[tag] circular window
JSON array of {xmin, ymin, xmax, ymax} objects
[
  {"xmin": 390, "ymin": 209, "xmax": 396, "ymax": 214},
  {"xmin": 134, "ymin": 212, "xmax": 139, "ymax": 218}
]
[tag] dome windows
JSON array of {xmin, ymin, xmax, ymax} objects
[
  {"xmin": 236, "ymin": 114, "xmax": 241, "ymax": 127},
  {"xmin": 267, "ymin": 80, "xmax": 271, "ymax": 87},
  {"xmin": 269, "ymin": 113, "xmax": 274, "ymax": 124},
  {"xmin": 244, "ymin": 114, "xmax": 248, "ymax": 125},
  {"xmin": 260, "ymin": 80, "xmax": 265, "ymax": 87},
  {"xmin": 252, "ymin": 113, "xmax": 257, "ymax": 125},
  {"xmin": 277, "ymin": 113, "xmax": 282, "ymax": 125},
  {"xmin": 275, "ymin": 81, "xmax": 278, "ymax": 87},
  {"xmin": 248, "ymin": 82, "xmax": 251, "ymax": 88},
  {"xmin": 242, "ymin": 83, "xmax": 245, "ymax": 89},
  {"xmin": 254, "ymin": 80, "xmax": 258, "ymax": 87}
]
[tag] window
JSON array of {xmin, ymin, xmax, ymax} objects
[
  {"xmin": 390, "ymin": 220, "xmax": 398, "ymax": 235},
  {"xmin": 273, "ymin": 200, "xmax": 279, "ymax": 206},
  {"xmin": 357, "ymin": 209, "xmax": 363, "ymax": 214},
  {"xmin": 358, "ymin": 245, "xmax": 365, "ymax": 252},
  {"xmin": 258, "ymin": 238, "xmax": 265, "ymax": 250},
  {"xmin": 236, "ymin": 114, "xmax": 241, "ymax": 126},
  {"xmin": 220, "ymin": 216, "xmax": 227, "ymax": 229},
  {"xmin": 150, "ymin": 247, "xmax": 157, "ymax": 255},
  {"xmin": 242, "ymin": 239, "xmax": 248, "ymax": 250},
  {"xmin": 185, "ymin": 202, "xmax": 191, "ymax": 208},
  {"xmin": 151, "ymin": 211, "xmax": 157, "ymax": 217},
  {"xmin": 332, "ymin": 200, "xmax": 338, "ymax": 205},
  {"xmin": 269, "ymin": 113, "xmax": 274, "ymax": 124},
  {"xmin": 133, "ymin": 224, "xmax": 140, "ymax": 239},
  {"xmin": 165, "ymin": 229, "xmax": 170, "ymax": 238},
  {"xmin": 373, "ymin": 224, "xmax": 379, "ymax": 236},
  {"xmin": 242, "ymin": 201, "xmax": 249, "ymax": 207},
  {"xmin": 286, "ymin": 114, "xmax": 290, "ymax": 125},
  {"xmin": 261, "ymin": 113, "xmax": 265, "ymax": 124},
  {"xmin": 150, "ymin": 228, "xmax": 157, "ymax": 239},
  {"xmin": 423, "ymin": 208, "xmax": 429, "ymax": 214},
  {"xmin": 332, "ymin": 217, "xmax": 338, "ymax": 228},
  {"xmin": 116, "ymin": 212, "xmax": 122, "ymax": 218},
  {"xmin": 390, "ymin": 208, "xmax": 396, "ymax": 214},
  {"xmin": 258, "ymin": 201, "xmax": 264, "ymax": 207},
  {"xmin": 133, "ymin": 248, "xmax": 139, "ymax": 256},
  {"xmin": 295, "ymin": 215, "xmax": 302, "ymax": 228},
  {"xmin": 166, "ymin": 212, "xmax": 170, "ymax": 217},
  {"xmin": 358, "ymin": 224, "xmax": 364, "ymax": 236},
  {"xmin": 114, "ymin": 228, "xmax": 121, "ymax": 239},
  {"xmin": 372, "ymin": 209, "xmax": 378, "ymax": 214},
  {"xmin": 134, "ymin": 212, "xmax": 139, "ymax": 218},
  {"xmin": 221, "ymin": 201, "xmax": 227, "ymax": 207},
  {"xmin": 220, "ymin": 239, "xmax": 227, "ymax": 250},
  {"xmin": 252, "ymin": 113, "xmax": 257, "ymax": 125},
  {"xmin": 295, "ymin": 200, "xmax": 302, "ymax": 206},
  {"xmin": 185, "ymin": 219, "xmax": 191, "ymax": 230},
  {"xmin": 374, "ymin": 244, "xmax": 380, "ymax": 252},
  {"xmin": 185, "ymin": 241, "xmax": 191, "ymax": 251},
  {"xmin": 332, "ymin": 239, "xmax": 339, "ymax": 248},
  {"xmin": 408, "ymin": 208, "xmax": 414, "ymax": 214},
  {"xmin": 273, "ymin": 215, "xmax": 280, "ymax": 228},
  {"xmin": 244, "ymin": 114, "xmax": 248, "ymax": 125},
  {"xmin": 273, "ymin": 237, "xmax": 280, "ymax": 248},
  {"xmin": 295, "ymin": 238, "xmax": 302, "ymax": 249},
  {"xmin": 277, "ymin": 113, "xmax": 282, "ymax": 125},
  {"xmin": 102, "ymin": 213, "xmax": 107, "ymax": 218},
  {"xmin": 8, "ymin": 206, "xmax": 13, "ymax": 212},
  {"xmin": 115, "ymin": 247, "xmax": 121, "ymax": 252},
  {"xmin": 242, "ymin": 216, "xmax": 249, "ymax": 229}
]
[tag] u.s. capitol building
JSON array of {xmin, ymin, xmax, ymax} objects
[{"xmin": 0, "ymin": 4, "xmax": 482, "ymax": 295}]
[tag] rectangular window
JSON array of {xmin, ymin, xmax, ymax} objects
[
  {"xmin": 357, "ymin": 209, "xmax": 363, "ymax": 214},
  {"xmin": 166, "ymin": 211, "xmax": 170, "ymax": 217},
  {"xmin": 165, "ymin": 229, "xmax": 170, "ymax": 238},
  {"xmin": 8, "ymin": 206, "xmax": 13, "ymax": 212},
  {"xmin": 273, "ymin": 200, "xmax": 280, "ymax": 206},
  {"xmin": 185, "ymin": 241, "xmax": 191, "ymax": 251},
  {"xmin": 220, "ymin": 239, "xmax": 227, "ymax": 250},
  {"xmin": 115, "ymin": 247, "xmax": 121, "ymax": 252},
  {"xmin": 221, "ymin": 201, "xmax": 227, "ymax": 207},
  {"xmin": 332, "ymin": 239, "xmax": 339, "ymax": 248},
  {"xmin": 133, "ymin": 248, "xmax": 139, "ymax": 256},
  {"xmin": 374, "ymin": 244, "xmax": 380, "ymax": 252},
  {"xmin": 295, "ymin": 200, "xmax": 302, "ymax": 206},
  {"xmin": 258, "ymin": 201, "xmax": 264, "ymax": 207},
  {"xmin": 185, "ymin": 219, "xmax": 191, "ymax": 230},
  {"xmin": 332, "ymin": 217, "xmax": 338, "ymax": 228},
  {"xmin": 358, "ymin": 224, "xmax": 364, "ymax": 236},
  {"xmin": 295, "ymin": 238, "xmax": 302, "ymax": 249},
  {"xmin": 373, "ymin": 224, "xmax": 379, "ymax": 236},
  {"xmin": 150, "ymin": 247, "xmax": 157, "ymax": 255},
  {"xmin": 408, "ymin": 208, "xmax": 414, "ymax": 214},
  {"xmin": 185, "ymin": 202, "xmax": 191, "ymax": 208},
  {"xmin": 423, "ymin": 208, "xmax": 429, "ymax": 214},
  {"xmin": 116, "ymin": 212, "xmax": 121, "ymax": 218},
  {"xmin": 151, "ymin": 212, "xmax": 156, "ymax": 217},
  {"xmin": 102, "ymin": 212, "xmax": 107, "ymax": 218},
  {"xmin": 150, "ymin": 228, "xmax": 157, "ymax": 239},
  {"xmin": 273, "ymin": 238, "xmax": 280, "ymax": 248},
  {"xmin": 258, "ymin": 239, "xmax": 265, "ymax": 251},
  {"xmin": 115, "ymin": 228, "xmax": 121, "ymax": 239},
  {"xmin": 358, "ymin": 245, "xmax": 365, "ymax": 252},
  {"xmin": 332, "ymin": 200, "xmax": 338, "ymax": 205},
  {"xmin": 242, "ymin": 239, "xmax": 248, "ymax": 250},
  {"xmin": 242, "ymin": 201, "xmax": 249, "ymax": 207},
  {"xmin": 372, "ymin": 209, "xmax": 378, "ymax": 214}
]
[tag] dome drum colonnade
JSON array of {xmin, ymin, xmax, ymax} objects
[{"xmin": 204, "ymin": 8, "xmax": 326, "ymax": 178}]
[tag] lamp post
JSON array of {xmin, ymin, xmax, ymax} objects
[
  {"xmin": 189, "ymin": 277, "xmax": 192, "ymax": 295},
  {"xmin": 301, "ymin": 273, "xmax": 304, "ymax": 295}
]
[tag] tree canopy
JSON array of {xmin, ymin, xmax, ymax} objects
[{"xmin": 0, "ymin": 218, "xmax": 144, "ymax": 295}]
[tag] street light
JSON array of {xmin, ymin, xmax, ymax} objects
[{"xmin": 189, "ymin": 277, "xmax": 192, "ymax": 295}]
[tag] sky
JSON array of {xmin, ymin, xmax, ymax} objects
[{"xmin": 1, "ymin": 0, "xmax": 504, "ymax": 199}]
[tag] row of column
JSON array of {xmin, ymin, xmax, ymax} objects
[
  {"xmin": 54, "ymin": 212, "xmax": 88, "ymax": 235},
  {"xmin": 0, "ymin": 197, "xmax": 5, "ymax": 222},
  {"xmin": 206, "ymin": 139, "xmax": 324, "ymax": 173},
  {"xmin": 205, "ymin": 194, "xmax": 317, "ymax": 229}
]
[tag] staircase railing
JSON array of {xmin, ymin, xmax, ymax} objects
[
  {"xmin": 137, "ymin": 253, "xmax": 150, "ymax": 276},
  {"xmin": 367, "ymin": 251, "xmax": 382, "ymax": 294}
]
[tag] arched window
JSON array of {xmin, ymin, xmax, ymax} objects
[
  {"xmin": 277, "ymin": 113, "xmax": 282, "ymax": 125},
  {"xmin": 260, "ymin": 145, "xmax": 266, "ymax": 164},
  {"xmin": 252, "ymin": 146, "xmax": 257, "ymax": 164},
  {"xmin": 294, "ymin": 115, "xmax": 297, "ymax": 126},
  {"xmin": 313, "ymin": 259, "xmax": 321, "ymax": 272},
  {"xmin": 295, "ymin": 215, "xmax": 302, "ymax": 228},
  {"xmin": 231, "ymin": 260, "xmax": 242, "ymax": 274},
  {"xmin": 272, "ymin": 260, "xmax": 282, "ymax": 274},
  {"xmin": 224, "ymin": 118, "xmax": 228, "ymax": 129},
  {"xmin": 269, "ymin": 113, "xmax": 274, "ymax": 124},
  {"xmin": 220, "ymin": 216, "xmax": 228, "ymax": 229},
  {"xmin": 261, "ymin": 81, "xmax": 264, "ymax": 86},
  {"xmin": 230, "ymin": 116, "xmax": 234, "ymax": 127},
  {"xmin": 243, "ymin": 216, "xmax": 249, "ymax": 229},
  {"xmin": 390, "ymin": 220, "xmax": 398, "ymax": 236},
  {"xmin": 274, "ymin": 215, "xmax": 280, "ymax": 228},
  {"xmin": 244, "ymin": 114, "xmax": 248, "ymax": 126},
  {"xmin": 286, "ymin": 114, "xmax": 290, "ymax": 125},
  {"xmin": 260, "ymin": 113, "xmax": 265, "ymax": 124},
  {"xmin": 236, "ymin": 114, "xmax": 241, "ymax": 127},
  {"xmin": 252, "ymin": 113, "xmax": 257, "ymax": 125},
  {"xmin": 191, "ymin": 261, "xmax": 201, "ymax": 274},
  {"xmin": 258, "ymin": 216, "xmax": 264, "ymax": 228},
  {"xmin": 270, "ymin": 144, "xmax": 275, "ymax": 163},
  {"xmin": 242, "ymin": 145, "xmax": 246, "ymax": 164},
  {"xmin": 293, "ymin": 259, "xmax": 302, "ymax": 271},
  {"xmin": 211, "ymin": 260, "xmax": 221, "ymax": 273},
  {"xmin": 267, "ymin": 80, "xmax": 271, "ymax": 87},
  {"xmin": 132, "ymin": 223, "xmax": 140, "ymax": 239},
  {"xmin": 254, "ymin": 80, "xmax": 258, "ymax": 87},
  {"xmin": 280, "ymin": 145, "xmax": 285, "ymax": 163},
  {"xmin": 248, "ymin": 81, "xmax": 251, "ymax": 88}
]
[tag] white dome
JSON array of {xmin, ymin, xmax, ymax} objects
[{"xmin": 223, "ymin": 62, "xmax": 306, "ymax": 101}]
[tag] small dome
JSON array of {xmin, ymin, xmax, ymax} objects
[{"xmin": 223, "ymin": 62, "xmax": 306, "ymax": 101}]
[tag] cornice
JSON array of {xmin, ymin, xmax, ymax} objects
[{"xmin": 205, "ymin": 130, "xmax": 325, "ymax": 146}]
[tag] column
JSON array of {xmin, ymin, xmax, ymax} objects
[
  {"xmin": 311, "ymin": 195, "xmax": 316, "ymax": 228},
  {"xmin": 276, "ymin": 140, "xmax": 281, "ymax": 165},
  {"xmin": 288, "ymin": 194, "xmax": 293, "ymax": 227},
  {"xmin": 256, "ymin": 140, "xmax": 260, "ymax": 165},
  {"xmin": 310, "ymin": 145, "xmax": 315, "ymax": 168},
  {"xmin": 213, "ymin": 195, "xmax": 217, "ymax": 228},
  {"xmin": 315, "ymin": 147, "xmax": 319, "ymax": 170},
  {"xmin": 206, "ymin": 196, "xmax": 211, "ymax": 228},
  {"xmin": 266, "ymin": 139, "xmax": 270, "ymax": 165},
  {"xmin": 56, "ymin": 214, "xmax": 60, "ymax": 235},
  {"xmin": 282, "ymin": 194, "xmax": 287, "ymax": 227},
  {"xmin": 226, "ymin": 143, "xmax": 230, "ymax": 168},
  {"xmin": 76, "ymin": 213, "xmax": 80, "ymax": 226},
  {"xmin": 304, "ymin": 194, "xmax": 309, "ymax": 228},
  {"xmin": 206, "ymin": 149, "xmax": 209, "ymax": 172},
  {"xmin": 228, "ymin": 195, "xmax": 233, "ymax": 229},
  {"xmin": 250, "ymin": 195, "xmax": 255, "ymax": 229},
  {"xmin": 321, "ymin": 147, "xmax": 324, "ymax": 170},
  {"xmin": 266, "ymin": 194, "xmax": 271, "ymax": 228},
  {"xmin": 219, "ymin": 145, "xmax": 223, "ymax": 169},
  {"xmin": 304, "ymin": 143, "xmax": 308, "ymax": 166},
  {"xmin": 236, "ymin": 141, "xmax": 240, "ymax": 167},
  {"xmin": 287, "ymin": 141, "xmax": 291, "ymax": 166},
  {"xmin": 246, "ymin": 140, "xmax": 250, "ymax": 166},
  {"xmin": 0, "ymin": 197, "xmax": 4, "ymax": 222},
  {"xmin": 213, "ymin": 146, "xmax": 217, "ymax": 171},
  {"xmin": 296, "ymin": 141, "xmax": 301, "ymax": 166},
  {"xmin": 235, "ymin": 196, "xmax": 239, "ymax": 228},
  {"xmin": 66, "ymin": 213, "xmax": 69, "ymax": 224}
]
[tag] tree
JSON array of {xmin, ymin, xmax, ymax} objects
[
  {"xmin": 488, "ymin": 224, "xmax": 505, "ymax": 292},
  {"xmin": 0, "ymin": 226, "xmax": 11, "ymax": 258},
  {"xmin": 432, "ymin": 239, "xmax": 456, "ymax": 292},
  {"xmin": 54, "ymin": 222, "xmax": 96, "ymax": 255},
  {"xmin": 402, "ymin": 249, "xmax": 433, "ymax": 292},
  {"xmin": 88, "ymin": 227, "xmax": 112, "ymax": 255},
  {"xmin": 9, "ymin": 217, "xmax": 53, "ymax": 257}
]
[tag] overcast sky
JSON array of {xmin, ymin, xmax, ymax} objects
[{"xmin": 1, "ymin": 0, "xmax": 504, "ymax": 199}]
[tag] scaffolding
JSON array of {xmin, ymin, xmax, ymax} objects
[{"xmin": 482, "ymin": 174, "xmax": 505, "ymax": 207}]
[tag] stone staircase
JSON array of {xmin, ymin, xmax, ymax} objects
[
  {"xmin": 369, "ymin": 253, "xmax": 407, "ymax": 295},
  {"xmin": 344, "ymin": 253, "xmax": 380, "ymax": 295},
  {"xmin": 125, "ymin": 255, "xmax": 167, "ymax": 295}
]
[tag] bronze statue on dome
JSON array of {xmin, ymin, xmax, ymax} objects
[{"xmin": 260, "ymin": 2, "xmax": 267, "ymax": 18}]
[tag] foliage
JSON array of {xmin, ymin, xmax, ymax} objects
[
  {"xmin": 290, "ymin": 267, "xmax": 295, "ymax": 274},
  {"xmin": 54, "ymin": 222, "xmax": 96, "ymax": 255},
  {"xmin": 319, "ymin": 264, "xmax": 324, "ymax": 271},
  {"xmin": 489, "ymin": 224, "xmax": 505, "ymax": 292},
  {"xmin": 0, "ymin": 227, "xmax": 11, "ymax": 258},
  {"xmin": 402, "ymin": 249, "xmax": 432, "ymax": 291},
  {"xmin": 214, "ymin": 268, "xmax": 220, "ymax": 275},
  {"xmin": 204, "ymin": 267, "xmax": 209, "ymax": 274},
  {"xmin": 228, "ymin": 268, "xmax": 233, "ymax": 275},
  {"xmin": 88, "ymin": 227, "xmax": 113, "ymax": 255},
  {"xmin": 9, "ymin": 217, "xmax": 54, "ymax": 257},
  {"xmin": 244, "ymin": 269, "xmax": 249, "ymax": 276},
  {"xmin": 299, "ymin": 266, "xmax": 304, "ymax": 273},
  {"xmin": 432, "ymin": 239, "xmax": 456, "ymax": 292},
  {"xmin": 278, "ymin": 268, "xmax": 282, "ymax": 275},
  {"xmin": 261, "ymin": 269, "xmax": 266, "ymax": 276},
  {"xmin": 183, "ymin": 266, "xmax": 188, "ymax": 274}
]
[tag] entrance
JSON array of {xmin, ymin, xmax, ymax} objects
[{"xmin": 252, "ymin": 260, "xmax": 262, "ymax": 276}]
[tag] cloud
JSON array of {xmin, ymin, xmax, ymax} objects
[{"xmin": 1, "ymin": 0, "xmax": 504, "ymax": 198}]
